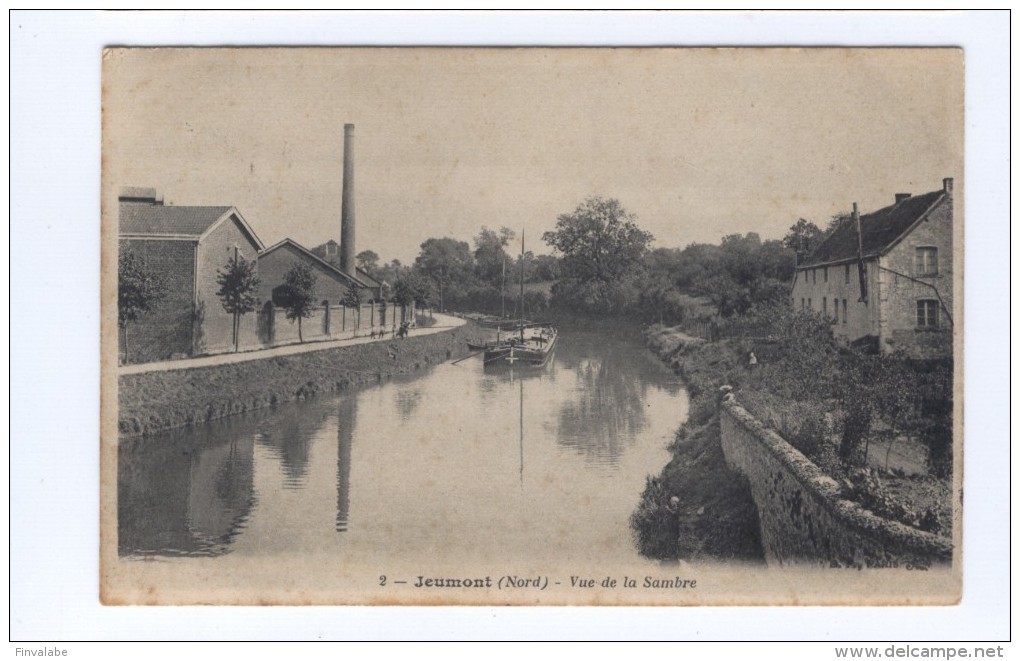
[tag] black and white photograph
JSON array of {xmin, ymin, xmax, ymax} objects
[
  {"xmin": 12, "ymin": 9, "xmax": 1014, "ymax": 647},
  {"xmin": 99, "ymin": 46, "xmax": 963, "ymax": 606}
]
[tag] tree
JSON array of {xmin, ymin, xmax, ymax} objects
[
  {"xmin": 356, "ymin": 250, "xmax": 380, "ymax": 274},
  {"xmin": 215, "ymin": 253, "xmax": 261, "ymax": 352},
  {"xmin": 543, "ymin": 196, "xmax": 653, "ymax": 285},
  {"xmin": 118, "ymin": 251, "xmax": 168, "ymax": 363},
  {"xmin": 277, "ymin": 262, "xmax": 317, "ymax": 342},
  {"xmin": 826, "ymin": 212, "xmax": 852, "ymax": 236},
  {"xmin": 375, "ymin": 258, "xmax": 405, "ymax": 289},
  {"xmin": 783, "ymin": 218, "xmax": 825, "ymax": 264},
  {"xmin": 542, "ymin": 196, "xmax": 653, "ymax": 313},
  {"xmin": 341, "ymin": 281, "xmax": 363, "ymax": 335},
  {"xmin": 390, "ymin": 274, "xmax": 420, "ymax": 307},
  {"xmin": 473, "ymin": 226, "xmax": 515, "ymax": 285},
  {"xmin": 413, "ymin": 237, "xmax": 474, "ymax": 311},
  {"xmin": 530, "ymin": 253, "xmax": 561, "ymax": 281}
]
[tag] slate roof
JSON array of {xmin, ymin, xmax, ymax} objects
[
  {"xmin": 357, "ymin": 268, "xmax": 384, "ymax": 287},
  {"xmin": 800, "ymin": 189, "xmax": 946, "ymax": 267},
  {"xmin": 120, "ymin": 202, "xmax": 233, "ymax": 237}
]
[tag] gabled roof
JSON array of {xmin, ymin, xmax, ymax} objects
[
  {"xmin": 799, "ymin": 189, "xmax": 946, "ymax": 268},
  {"xmin": 119, "ymin": 203, "xmax": 265, "ymax": 250},
  {"xmin": 357, "ymin": 268, "xmax": 384, "ymax": 287},
  {"xmin": 259, "ymin": 238, "xmax": 372, "ymax": 289},
  {"xmin": 120, "ymin": 203, "xmax": 232, "ymax": 237}
]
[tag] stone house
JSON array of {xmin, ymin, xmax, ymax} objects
[
  {"xmin": 118, "ymin": 187, "xmax": 265, "ymax": 362},
  {"xmin": 791, "ymin": 178, "xmax": 954, "ymax": 358}
]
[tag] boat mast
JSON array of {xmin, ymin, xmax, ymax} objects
[{"xmin": 520, "ymin": 230, "xmax": 526, "ymax": 342}]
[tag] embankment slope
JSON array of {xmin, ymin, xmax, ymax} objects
[{"xmin": 632, "ymin": 327, "xmax": 765, "ymax": 562}]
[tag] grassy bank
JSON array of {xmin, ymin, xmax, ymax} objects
[
  {"xmin": 631, "ymin": 326, "xmax": 765, "ymax": 562},
  {"xmin": 119, "ymin": 323, "xmax": 490, "ymax": 437}
]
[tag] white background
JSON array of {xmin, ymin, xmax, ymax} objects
[{"xmin": 8, "ymin": 9, "xmax": 1012, "ymax": 645}]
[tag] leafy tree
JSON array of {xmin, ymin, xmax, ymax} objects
[
  {"xmin": 645, "ymin": 232, "xmax": 794, "ymax": 318},
  {"xmin": 673, "ymin": 242, "xmax": 724, "ymax": 292},
  {"xmin": 390, "ymin": 276, "xmax": 416, "ymax": 307},
  {"xmin": 413, "ymin": 237, "xmax": 475, "ymax": 311},
  {"xmin": 411, "ymin": 277, "xmax": 435, "ymax": 315},
  {"xmin": 215, "ymin": 253, "xmax": 262, "ymax": 352},
  {"xmin": 837, "ymin": 352, "xmax": 919, "ymax": 469},
  {"xmin": 277, "ymin": 262, "xmax": 317, "ymax": 342},
  {"xmin": 542, "ymin": 196, "xmax": 653, "ymax": 313},
  {"xmin": 341, "ymin": 282, "xmax": 363, "ymax": 335},
  {"xmin": 356, "ymin": 250, "xmax": 380, "ymax": 274},
  {"xmin": 118, "ymin": 251, "xmax": 168, "ymax": 363},
  {"xmin": 783, "ymin": 218, "xmax": 825, "ymax": 264},
  {"xmin": 375, "ymin": 258, "xmax": 405, "ymax": 289},
  {"xmin": 543, "ymin": 196, "xmax": 653, "ymax": 286},
  {"xmin": 826, "ymin": 212, "xmax": 852, "ymax": 236},
  {"xmin": 473, "ymin": 226, "xmax": 515, "ymax": 285},
  {"xmin": 530, "ymin": 254, "xmax": 561, "ymax": 281}
]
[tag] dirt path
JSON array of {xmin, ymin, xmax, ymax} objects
[{"xmin": 119, "ymin": 313, "xmax": 467, "ymax": 376}]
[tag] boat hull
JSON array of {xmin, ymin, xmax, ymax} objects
[{"xmin": 483, "ymin": 331, "xmax": 558, "ymax": 367}]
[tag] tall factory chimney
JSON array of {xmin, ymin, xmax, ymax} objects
[{"xmin": 340, "ymin": 123, "xmax": 356, "ymax": 277}]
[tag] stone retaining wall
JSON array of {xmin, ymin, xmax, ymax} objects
[
  {"xmin": 719, "ymin": 398, "xmax": 952, "ymax": 568},
  {"xmin": 118, "ymin": 322, "xmax": 489, "ymax": 437}
]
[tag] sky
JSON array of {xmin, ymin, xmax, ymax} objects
[{"xmin": 104, "ymin": 48, "xmax": 962, "ymax": 265}]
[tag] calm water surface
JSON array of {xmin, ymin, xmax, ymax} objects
[{"xmin": 119, "ymin": 330, "xmax": 689, "ymax": 566}]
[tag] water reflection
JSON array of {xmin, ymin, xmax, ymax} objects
[
  {"xmin": 555, "ymin": 340, "xmax": 662, "ymax": 464},
  {"xmin": 393, "ymin": 388, "xmax": 423, "ymax": 420},
  {"xmin": 336, "ymin": 395, "xmax": 354, "ymax": 532},
  {"xmin": 118, "ymin": 330, "xmax": 688, "ymax": 562},
  {"xmin": 256, "ymin": 407, "xmax": 329, "ymax": 488},
  {"xmin": 118, "ymin": 417, "xmax": 257, "ymax": 557}
]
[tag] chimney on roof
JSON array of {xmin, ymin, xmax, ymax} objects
[
  {"xmin": 340, "ymin": 123, "xmax": 356, "ymax": 277},
  {"xmin": 895, "ymin": 193, "xmax": 911, "ymax": 204},
  {"xmin": 119, "ymin": 187, "xmax": 163, "ymax": 205},
  {"xmin": 943, "ymin": 177, "xmax": 954, "ymax": 196}
]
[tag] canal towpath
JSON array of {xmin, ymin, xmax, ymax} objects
[{"xmin": 119, "ymin": 313, "xmax": 467, "ymax": 376}]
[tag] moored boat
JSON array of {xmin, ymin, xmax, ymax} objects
[
  {"xmin": 483, "ymin": 323, "xmax": 557, "ymax": 367},
  {"xmin": 478, "ymin": 230, "xmax": 558, "ymax": 367}
]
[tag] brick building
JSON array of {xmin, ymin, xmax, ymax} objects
[
  {"xmin": 257, "ymin": 238, "xmax": 412, "ymax": 345},
  {"xmin": 118, "ymin": 188, "xmax": 265, "ymax": 362},
  {"xmin": 791, "ymin": 178, "xmax": 954, "ymax": 358},
  {"xmin": 257, "ymin": 238, "xmax": 375, "ymax": 305},
  {"xmin": 310, "ymin": 239, "xmax": 386, "ymax": 298}
]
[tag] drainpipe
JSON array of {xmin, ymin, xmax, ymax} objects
[{"xmin": 877, "ymin": 265, "xmax": 954, "ymax": 326}]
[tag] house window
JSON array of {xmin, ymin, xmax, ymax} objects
[
  {"xmin": 823, "ymin": 267, "xmax": 828, "ymax": 283},
  {"xmin": 822, "ymin": 297, "xmax": 827, "ymax": 318},
  {"xmin": 842, "ymin": 299, "xmax": 848, "ymax": 324},
  {"xmin": 917, "ymin": 300, "xmax": 939, "ymax": 328},
  {"xmin": 844, "ymin": 264, "xmax": 850, "ymax": 284},
  {"xmin": 808, "ymin": 298, "xmax": 812, "ymax": 309},
  {"xmin": 915, "ymin": 247, "xmax": 938, "ymax": 276},
  {"xmin": 801, "ymin": 298, "xmax": 805, "ymax": 310},
  {"xmin": 812, "ymin": 269, "xmax": 817, "ymax": 284}
]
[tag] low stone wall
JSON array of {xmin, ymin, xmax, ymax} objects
[{"xmin": 719, "ymin": 398, "xmax": 952, "ymax": 568}]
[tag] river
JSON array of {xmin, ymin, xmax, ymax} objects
[{"xmin": 115, "ymin": 328, "xmax": 689, "ymax": 602}]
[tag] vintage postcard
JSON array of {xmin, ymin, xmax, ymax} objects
[{"xmin": 101, "ymin": 47, "xmax": 963, "ymax": 606}]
